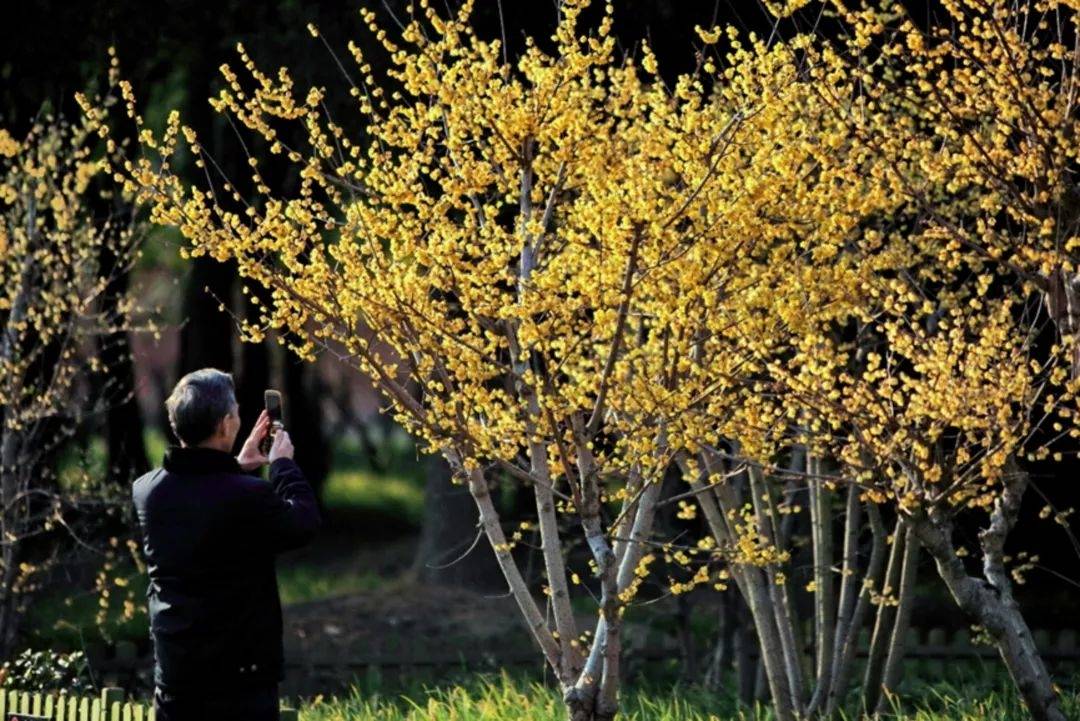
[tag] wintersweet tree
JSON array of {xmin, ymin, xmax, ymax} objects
[
  {"xmin": 666, "ymin": 29, "xmax": 925, "ymax": 717},
  {"xmin": 0, "ymin": 100, "xmax": 148, "ymax": 656},
  {"xmin": 834, "ymin": 0, "xmax": 1080, "ymax": 375},
  {"xmin": 758, "ymin": 211, "xmax": 1074, "ymax": 721},
  {"xmin": 669, "ymin": 3, "xmax": 1078, "ymax": 717},
  {"xmin": 80, "ymin": 2, "xmax": 815, "ymax": 718},
  {"xmin": 678, "ymin": 2, "xmax": 1077, "ymax": 718},
  {"xmin": 795, "ymin": 3, "xmax": 1080, "ymax": 718}
]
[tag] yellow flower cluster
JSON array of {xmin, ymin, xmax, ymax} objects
[
  {"xmin": 81, "ymin": 1, "xmax": 1080, "ymax": 675},
  {"xmin": 1, "ymin": 115, "xmax": 145, "ymax": 439}
]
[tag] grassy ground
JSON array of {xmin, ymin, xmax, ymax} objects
[
  {"xmin": 35, "ymin": 429, "xmax": 1080, "ymax": 720},
  {"xmin": 320, "ymin": 466, "xmax": 425, "ymax": 531},
  {"xmin": 277, "ymin": 563, "xmax": 387, "ymax": 605},
  {"xmin": 295, "ymin": 672, "xmax": 1080, "ymax": 720},
  {"xmin": 320, "ymin": 429, "xmax": 426, "ymax": 529},
  {"xmin": 279, "ymin": 428, "xmax": 423, "ymax": 604}
]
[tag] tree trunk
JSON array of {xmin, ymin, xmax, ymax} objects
[
  {"xmin": 826, "ymin": 501, "xmax": 887, "ymax": 716},
  {"xmin": 909, "ymin": 504, "xmax": 1065, "ymax": 721},
  {"xmin": 875, "ymin": 523, "xmax": 920, "ymax": 714},
  {"xmin": 817, "ymin": 482, "xmax": 861, "ymax": 716},
  {"xmin": 0, "ymin": 240, "xmax": 34, "ymax": 659},
  {"xmin": 94, "ymin": 191, "xmax": 148, "ymax": 487},
  {"xmin": 733, "ymin": 600, "xmax": 757, "ymax": 704},
  {"xmin": 705, "ymin": 592, "xmax": 737, "ymax": 690},
  {"xmin": 413, "ymin": 454, "xmax": 503, "ymax": 590},
  {"xmin": 283, "ymin": 347, "xmax": 330, "ymax": 497},
  {"xmin": 674, "ymin": 593, "xmax": 700, "ymax": 681},
  {"xmin": 679, "ymin": 451, "xmax": 797, "ymax": 721},
  {"xmin": 863, "ymin": 515, "xmax": 907, "ymax": 711},
  {"xmin": 100, "ymin": 331, "xmax": 149, "ymax": 486},
  {"xmin": 746, "ymin": 464, "xmax": 805, "ymax": 714},
  {"xmin": 0, "ymin": 428, "xmax": 23, "ymax": 661},
  {"xmin": 177, "ymin": 256, "xmax": 236, "ymax": 379},
  {"xmin": 807, "ymin": 455, "xmax": 834, "ymax": 710}
]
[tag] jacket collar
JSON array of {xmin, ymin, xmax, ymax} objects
[{"xmin": 163, "ymin": 446, "xmax": 241, "ymax": 475}]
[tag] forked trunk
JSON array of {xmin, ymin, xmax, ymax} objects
[
  {"xmin": 680, "ymin": 452, "xmax": 797, "ymax": 721},
  {"xmin": 565, "ymin": 677, "xmax": 619, "ymax": 721},
  {"xmin": 909, "ymin": 504, "xmax": 1065, "ymax": 721}
]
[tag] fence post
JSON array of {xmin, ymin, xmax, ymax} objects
[
  {"xmin": 279, "ymin": 707, "xmax": 298, "ymax": 721},
  {"xmin": 1034, "ymin": 629, "xmax": 1051, "ymax": 653},
  {"xmin": 101, "ymin": 687, "xmax": 124, "ymax": 721},
  {"xmin": 926, "ymin": 627, "xmax": 946, "ymax": 677}
]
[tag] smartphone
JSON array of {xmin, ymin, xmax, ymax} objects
[{"xmin": 261, "ymin": 390, "xmax": 285, "ymax": 455}]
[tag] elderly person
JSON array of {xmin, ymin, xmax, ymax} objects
[{"xmin": 133, "ymin": 368, "xmax": 321, "ymax": 721}]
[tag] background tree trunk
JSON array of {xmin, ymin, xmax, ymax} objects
[
  {"xmin": 412, "ymin": 454, "xmax": 503, "ymax": 591},
  {"xmin": 97, "ymin": 249, "xmax": 148, "ymax": 485},
  {"xmin": 283, "ymin": 349, "xmax": 330, "ymax": 499},
  {"xmin": 177, "ymin": 257, "xmax": 235, "ymax": 380}
]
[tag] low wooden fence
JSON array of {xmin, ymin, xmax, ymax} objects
[
  {"xmin": 0, "ymin": 686, "xmax": 299, "ymax": 721},
  {"xmin": 76, "ymin": 625, "xmax": 1080, "ymax": 697}
]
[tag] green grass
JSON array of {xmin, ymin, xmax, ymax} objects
[
  {"xmin": 319, "ymin": 428, "xmax": 426, "ymax": 534},
  {"xmin": 294, "ymin": 672, "xmax": 1080, "ymax": 720},
  {"xmin": 298, "ymin": 675, "xmax": 749, "ymax": 721},
  {"xmin": 277, "ymin": 564, "xmax": 385, "ymax": 605},
  {"xmin": 321, "ymin": 467, "xmax": 425, "ymax": 526}
]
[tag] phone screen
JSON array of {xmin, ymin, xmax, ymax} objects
[{"xmin": 265, "ymin": 390, "xmax": 283, "ymax": 424}]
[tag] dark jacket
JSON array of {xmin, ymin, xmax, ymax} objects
[{"xmin": 132, "ymin": 446, "xmax": 321, "ymax": 692}]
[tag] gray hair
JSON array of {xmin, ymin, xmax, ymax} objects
[{"xmin": 165, "ymin": 368, "xmax": 237, "ymax": 446}]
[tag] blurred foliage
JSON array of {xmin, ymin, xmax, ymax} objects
[
  {"xmin": 335, "ymin": 424, "xmax": 423, "ymax": 479},
  {"xmin": 325, "ymin": 429, "xmax": 425, "ymax": 529},
  {"xmin": 56, "ymin": 429, "xmax": 165, "ymax": 493},
  {"xmin": 22, "ymin": 552, "xmax": 148, "ymax": 650},
  {"xmin": 0, "ymin": 649, "xmax": 95, "ymax": 694}
]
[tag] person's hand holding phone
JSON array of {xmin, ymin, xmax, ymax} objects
[
  {"xmin": 236, "ymin": 410, "xmax": 271, "ymax": 471},
  {"xmin": 268, "ymin": 429, "xmax": 294, "ymax": 463}
]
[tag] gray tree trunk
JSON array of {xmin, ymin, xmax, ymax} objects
[{"xmin": 909, "ymin": 496, "xmax": 1065, "ymax": 721}]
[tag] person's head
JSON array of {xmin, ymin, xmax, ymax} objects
[{"xmin": 164, "ymin": 369, "xmax": 240, "ymax": 451}]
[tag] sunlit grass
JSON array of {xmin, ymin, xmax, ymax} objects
[
  {"xmin": 298, "ymin": 674, "xmax": 745, "ymax": 721},
  {"xmin": 321, "ymin": 468, "xmax": 425, "ymax": 526},
  {"xmin": 296, "ymin": 672, "xmax": 1080, "ymax": 721},
  {"xmin": 277, "ymin": 564, "xmax": 384, "ymax": 605}
]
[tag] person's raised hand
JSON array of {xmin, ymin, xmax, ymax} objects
[
  {"xmin": 236, "ymin": 410, "xmax": 270, "ymax": 472},
  {"xmin": 269, "ymin": 429, "xmax": 294, "ymax": 463}
]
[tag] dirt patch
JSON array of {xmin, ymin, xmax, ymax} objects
[{"xmin": 282, "ymin": 581, "xmax": 540, "ymax": 697}]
